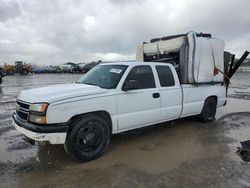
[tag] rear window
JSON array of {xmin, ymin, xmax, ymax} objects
[{"xmin": 156, "ymin": 66, "xmax": 175, "ymax": 87}]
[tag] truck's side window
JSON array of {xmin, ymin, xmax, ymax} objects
[
  {"xmin": 124, "ymin": 65, "xmax": 155, "ymax": 89},
  {"xmin": 156, "ymin": 65, "xmax": 175, "ymax": 87}
]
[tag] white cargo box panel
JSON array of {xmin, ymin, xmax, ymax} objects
[
  {"xmin": 136, "ymin": 44, "xmax": 144, "ymax": 62},
  {"xmin": 158, "ymin": 36, "xmax": 186, "ymax": 52},
  {"xmin": 210, "ymin": 38, "xmax": 224, "ymax": 82},
  {"xmin": 143, "ymin": 42, "xmax": 158, "ymax": 54},
  {"xmin": 137, "ymin": 31, "xmax": 225, "ymax": 84},
  {"xmin": 142, "ymin": 36, "xmax": 186, "ymax": 54},
  {"xmin": 187, "ymin": 32, "xmax": 225, "ymax": 83}
]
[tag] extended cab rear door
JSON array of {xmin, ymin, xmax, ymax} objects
[
  {"xmin": 116, "ymin": 65, "xmax": 161, "ymax": 131},
  {"xmin": 154, "ymin": 65, "xmax": 182, "ymax": 121}
]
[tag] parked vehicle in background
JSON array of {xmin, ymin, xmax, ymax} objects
[
  {"xmin": 61, "ymin": 64, "xmax": 72, "ymax": 73},
  {"xmin": 3, "ymin": 63, "xmax": 15, "ymax": 75},
  {"xmin": 15, "ymin": 61, "xmax": 32, "ymax": 75},
  {"xmin": 76, "ymin": 63, "xmax": 87, "ymax": 73},
  {"xmin": 47, "ymin": 65, "xmax": 62, "ymax": 73},
  {"xmin": 71, "ymin": 65, "xmax": 82, "ymax": 73},
  {"xmin": 82, "ymin": 61, "xmax": 100, "ymax": 73},
  {"xmin": 21, "ymin": 62, "xmax": 100, "ymax": 74},
  {"xmin": 32, "ymin": 65, "xmax": 47, "ymax": 74},
  {"xmin": 78, "ymin": 63, "xmax": 86, "ymax": 69},
  {"xmin": 0, "ymin": 66, "xmax": 5, "ymax": 84}
]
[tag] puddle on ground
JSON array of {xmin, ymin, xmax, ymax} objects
[{"xmin": 218, "ymin": 112, "xmax": 250, "ymax": 162}]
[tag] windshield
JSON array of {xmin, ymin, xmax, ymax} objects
[{"xmin": 77, "ymin": 64, "xmax": 128, "ymax": 89}]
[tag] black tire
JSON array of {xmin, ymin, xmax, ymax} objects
[
  {"xmin": 64, "ymin": 114, "xmax": 111, "ymax": 162},
  {"xmin": 199, "ymin": 97, "xmax": 217, "ymax": 122},
  {"xmin": 241, "ymin": 151, "xmax": 250, "ymax": 161}
]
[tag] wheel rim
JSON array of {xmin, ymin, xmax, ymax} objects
[{"xmin": 76, "ymin": 120, "xmax": 103, "ymax": 153}]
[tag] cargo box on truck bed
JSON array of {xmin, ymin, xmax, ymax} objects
[{"xmin": 136, "ymin": 31, "xmax": 225, "ymax": 84}]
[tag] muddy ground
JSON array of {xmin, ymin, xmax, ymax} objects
[{"xmin": 0, "ymin": 72, "xmax": 250, "ymax": 188}]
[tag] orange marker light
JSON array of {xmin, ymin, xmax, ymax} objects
[
  {"xmin": 41, "ymin": 104, "xmax": 48, "ymax": 112},
  {"xmin": 41, "ymin": 116, "xmax": 46, "ymax": 124}
]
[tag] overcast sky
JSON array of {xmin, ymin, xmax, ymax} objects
[{"xmin": 0, "ymin": 0, "xmax": 249, "ymax": 65}]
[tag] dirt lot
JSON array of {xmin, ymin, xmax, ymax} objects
[{"xmin": 0, "ymin": 72, "xmax": 250, "ymax": 188}]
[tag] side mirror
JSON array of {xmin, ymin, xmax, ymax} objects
[{"xmin": 122, "ymin": 80, "xmax": 139, "ymax": 91}]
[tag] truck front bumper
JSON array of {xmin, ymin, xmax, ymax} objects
[{"xmin": 12, "ymin": 113, "xmax": 69, "ymax": 144}]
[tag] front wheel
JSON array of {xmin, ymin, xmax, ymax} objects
[
  {"xmin": 64, "ymin": 114, "xmax": 111, "ymax": 162},
  {"xmin": 199, "ymin": 97, "xmax": 217, "ymax": 122}
]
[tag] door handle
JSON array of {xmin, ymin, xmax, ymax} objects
[{"xmin": 152, "ymin": 93, "xmax": 160, "ymax": 98}]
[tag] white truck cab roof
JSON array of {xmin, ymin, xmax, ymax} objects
[{"xmin": 101, "ymin": 61, "xmax": 174, "ymax": 67}]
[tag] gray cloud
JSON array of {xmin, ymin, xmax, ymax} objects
[
  {"xmin": 0, "ymin": 0, "xmax": 21, "ymax": 22},
  {"xmin": 0, "ymin": 0, "xmax": 249, "ymax": 65}
]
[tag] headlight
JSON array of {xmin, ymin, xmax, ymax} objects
[
  {"xmin": 29, "ymin": 115, "xmax": 46, "ymax": 124},
  {"xmin": 29, "ymin": 103, "xmax": 48, "ymax": 112},
  {"xmin": 29, "ymin": 103, "xmax": 48, "ymax": 124}
]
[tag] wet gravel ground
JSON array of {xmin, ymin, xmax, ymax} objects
[{"xmin": 0, "ymin": 72, "xmax": 250, "ymax": 188}]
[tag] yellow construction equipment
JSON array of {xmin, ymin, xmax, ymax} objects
[
  {"xmin": 3, "ymin": 61, "xmax": 32, "ymax": 75},
  {"xmin": 15, "ymin": 61, "xmax": 32, "ymax": 75},
  {"xmin": 3, "ymin": 63, "xmax": 15, "ymax": 75}
]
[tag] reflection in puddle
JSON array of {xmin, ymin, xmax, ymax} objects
[
  {"xmin": 217, "ymin": 112, "xmax": 250, "ymax": 162},
  {"xmin": 36, "ymin": 143, "xmax": 74, "ymax": 165}
]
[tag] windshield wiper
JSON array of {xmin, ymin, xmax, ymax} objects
[
  {"xmin": 84, "ymin": 82, "xmax": 97, "ymax": 86},
  {"xmin": 75, "ymin": 81, "xmax": 96, "ymax": 86}
]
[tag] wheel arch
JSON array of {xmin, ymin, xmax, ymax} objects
[
  {"xmin": 68, "ymin": 110, "xmax": 113, "ymax": 134},
  {"xmin": 199, "ymin": 95, "xmax": 218, "ymax": 122},
  {"xmin": 205, "ymin": 95, "xmax": 218, "ymax": 106}
]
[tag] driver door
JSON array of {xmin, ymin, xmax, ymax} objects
[{"xmin": 117, "ymin": 65, "xmax": 161, "ymax": 131}]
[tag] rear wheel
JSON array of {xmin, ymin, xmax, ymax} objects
[
  {"xmin": 199, "ymin": 97, "xmax": 217, "ymax": 122},
  {"xmin": 64, "ymin": 114, "xmax": 111, "ymax": 161}
]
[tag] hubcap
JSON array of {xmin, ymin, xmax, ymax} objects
[{"xmin": 76, "ymin": 121, "xmax": 103, "ymax": 152}]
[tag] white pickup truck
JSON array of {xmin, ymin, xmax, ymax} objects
[{"xmin": 13, "ymin": 62, "xmax": 226, "ymax": 161}]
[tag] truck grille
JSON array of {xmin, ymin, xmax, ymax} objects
[{"xmin": 16, "ymin": 100, "xmax": 30, "ymax": 121}]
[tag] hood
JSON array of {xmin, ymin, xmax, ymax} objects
[{"xmin": 18, "ymin": 83, "xmax": 108, "ymax": 103}]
